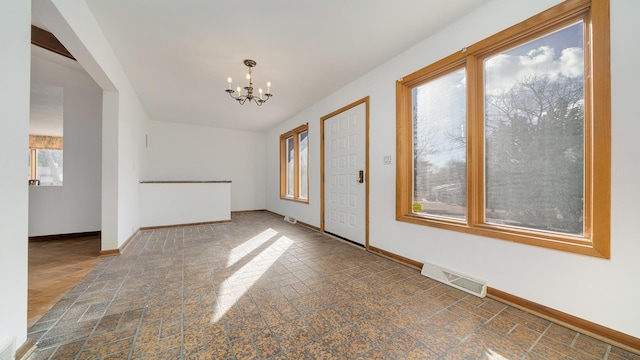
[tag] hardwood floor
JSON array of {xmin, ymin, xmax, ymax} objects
[{"xmin": 28, "ymin": 235, "xmax": 102, "ymax": 328}]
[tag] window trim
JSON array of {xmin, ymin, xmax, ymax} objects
[
  {"xmin": 280, "ymin": 123, "xmax": 309, "ymax": 203},
  {"xmin": 396, "ymin": 0, "xmax": 610, "ymax": 258}
]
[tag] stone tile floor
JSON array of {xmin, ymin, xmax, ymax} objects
[{"xmin": 28, "ymin": 211, "xmax": 639, "ymax": 359}]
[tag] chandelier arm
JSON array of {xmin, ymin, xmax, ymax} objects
[{"xmin": 226, "ymin": 90, "xmax": 238, "ymax": 100}]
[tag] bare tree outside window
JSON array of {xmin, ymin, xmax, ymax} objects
[{"xmin": 484, "ymin": 21, "xmax": 585, "ymax": 235}]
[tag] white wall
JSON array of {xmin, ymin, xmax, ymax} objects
[
  {"xmin": 140, "ymin": 182, "xmax": 231, "ymax": 227},
  {"xmin": 266, "ymin": 109, "xmax": 327, "ymax": 226},
  {"xmin": 29, "ymin": 52, "xmax": 102, "ymax": 237},
  {"xmin": 115, "ymin": 87, "xmax": 146, "ymax": 244},
  {"xmin": 266, "ymin": 0, "xmax": 640, "ymax": 339},
  {"xmin": 34, "ymin": 0, "xmax": 149, "ymax": 250},
  {"xmin": 144, "ymin": 121, "xmax": 266, "ymax": 211},
  {"xmin": 0, "ymin": 0, "xmax": 30, "ymax": 349}
]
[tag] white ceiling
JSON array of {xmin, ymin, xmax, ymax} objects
[{"xmin": 42, "ymin": 0, "xmax": 493, "ymax": 132}]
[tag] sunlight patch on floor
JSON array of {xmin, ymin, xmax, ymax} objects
[
  {"xmin": 486, "ymin": 349, "xmax": 510, "ymax": 359},
  {"xmin": 213, "ymin": 234, "xmax": 293, "ymax": 322},
  {"xmin": 227, "ymin": 228, "xmax": 278, "ymax": 267}
]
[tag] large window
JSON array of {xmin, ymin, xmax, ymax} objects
[
  {"xmin": 396, "ymin": 0, "xmax": 610, "ymax": 258},
  {"xmin": 280, "ymin": 123, "xmax": 309, "ymax": 202}
]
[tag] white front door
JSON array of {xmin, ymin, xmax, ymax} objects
[{"xmin": 323, "ymin": 101, "xmax": 367, "ymax": 245}]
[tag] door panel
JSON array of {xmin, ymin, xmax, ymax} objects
[{"xmin": 323, "ymin": 102, "xmax": 366, "ymax": 245}]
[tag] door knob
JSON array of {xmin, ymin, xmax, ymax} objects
[{"xmin": 356, "ymin": 170, "xmax": 364, "ymax": 183}]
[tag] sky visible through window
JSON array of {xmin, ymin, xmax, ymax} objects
[
  {"xmin": 485, "ymin": 21, "xmax": 584, "ymax": 96},
  {"xmin": 413, "ymin": 21, "xmax": 584, "ymax": 168}
]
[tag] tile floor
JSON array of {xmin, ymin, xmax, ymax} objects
[{"xmin": 27, "ymin": 211, "xmax": 639, "ymax": 359}]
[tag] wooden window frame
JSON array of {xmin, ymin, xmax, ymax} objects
[
  {"xmin": 280, "ymin": 123, "xmax": 309, "ymax": 203},
  {"xmin": 396, "ymin": 0, "xmax": 610, "ymax": 258},
  {"xmin": 29, "ymin": 149, "xmax": 37, "ymax": 180}
]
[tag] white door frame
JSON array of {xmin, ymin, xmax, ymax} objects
[{"xmin": 320, "ymin": 97, "xmax": 369, "ymax": 248}]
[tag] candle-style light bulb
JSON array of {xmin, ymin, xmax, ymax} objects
[
  {"xmin": 227, "ymin": 77, "xmax": 232, "ymax": 89},
  {"xmin": 259, "ymin": 88, "xmax": 263, "ymax": 99},
  {"xmin": 267, "ymin": 81, "xmax": 271, "ymax": 94},
  {"xmin": 236, "ymin": 86, "xmax": 242, "ymax": 95},
  {"xmin": 246, "ymin": 73, "xmax": 251, "ymax": 80}
]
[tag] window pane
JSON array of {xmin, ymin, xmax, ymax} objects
[
  {"xmin": 299, "ymin": 131, "xmax": 308, "ymax": 199},
  {"xmin": 413, "ymin": 68, "xmax": 467, "ymax": 220},
  {"xmin": 484, "ymin": 22, "xmax": 584, "ymax": 235},
  {"xmin": 286, "ymin": 136, "xmax": 295, "ymax": 197},
  {"xmin": 37, "ymin": 149, "xmax": 63, "ymax": 186}
]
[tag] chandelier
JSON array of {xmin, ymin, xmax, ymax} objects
[{"xmin": 225, "ymin": 59, "xmax": 273, "ymax": 106}]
